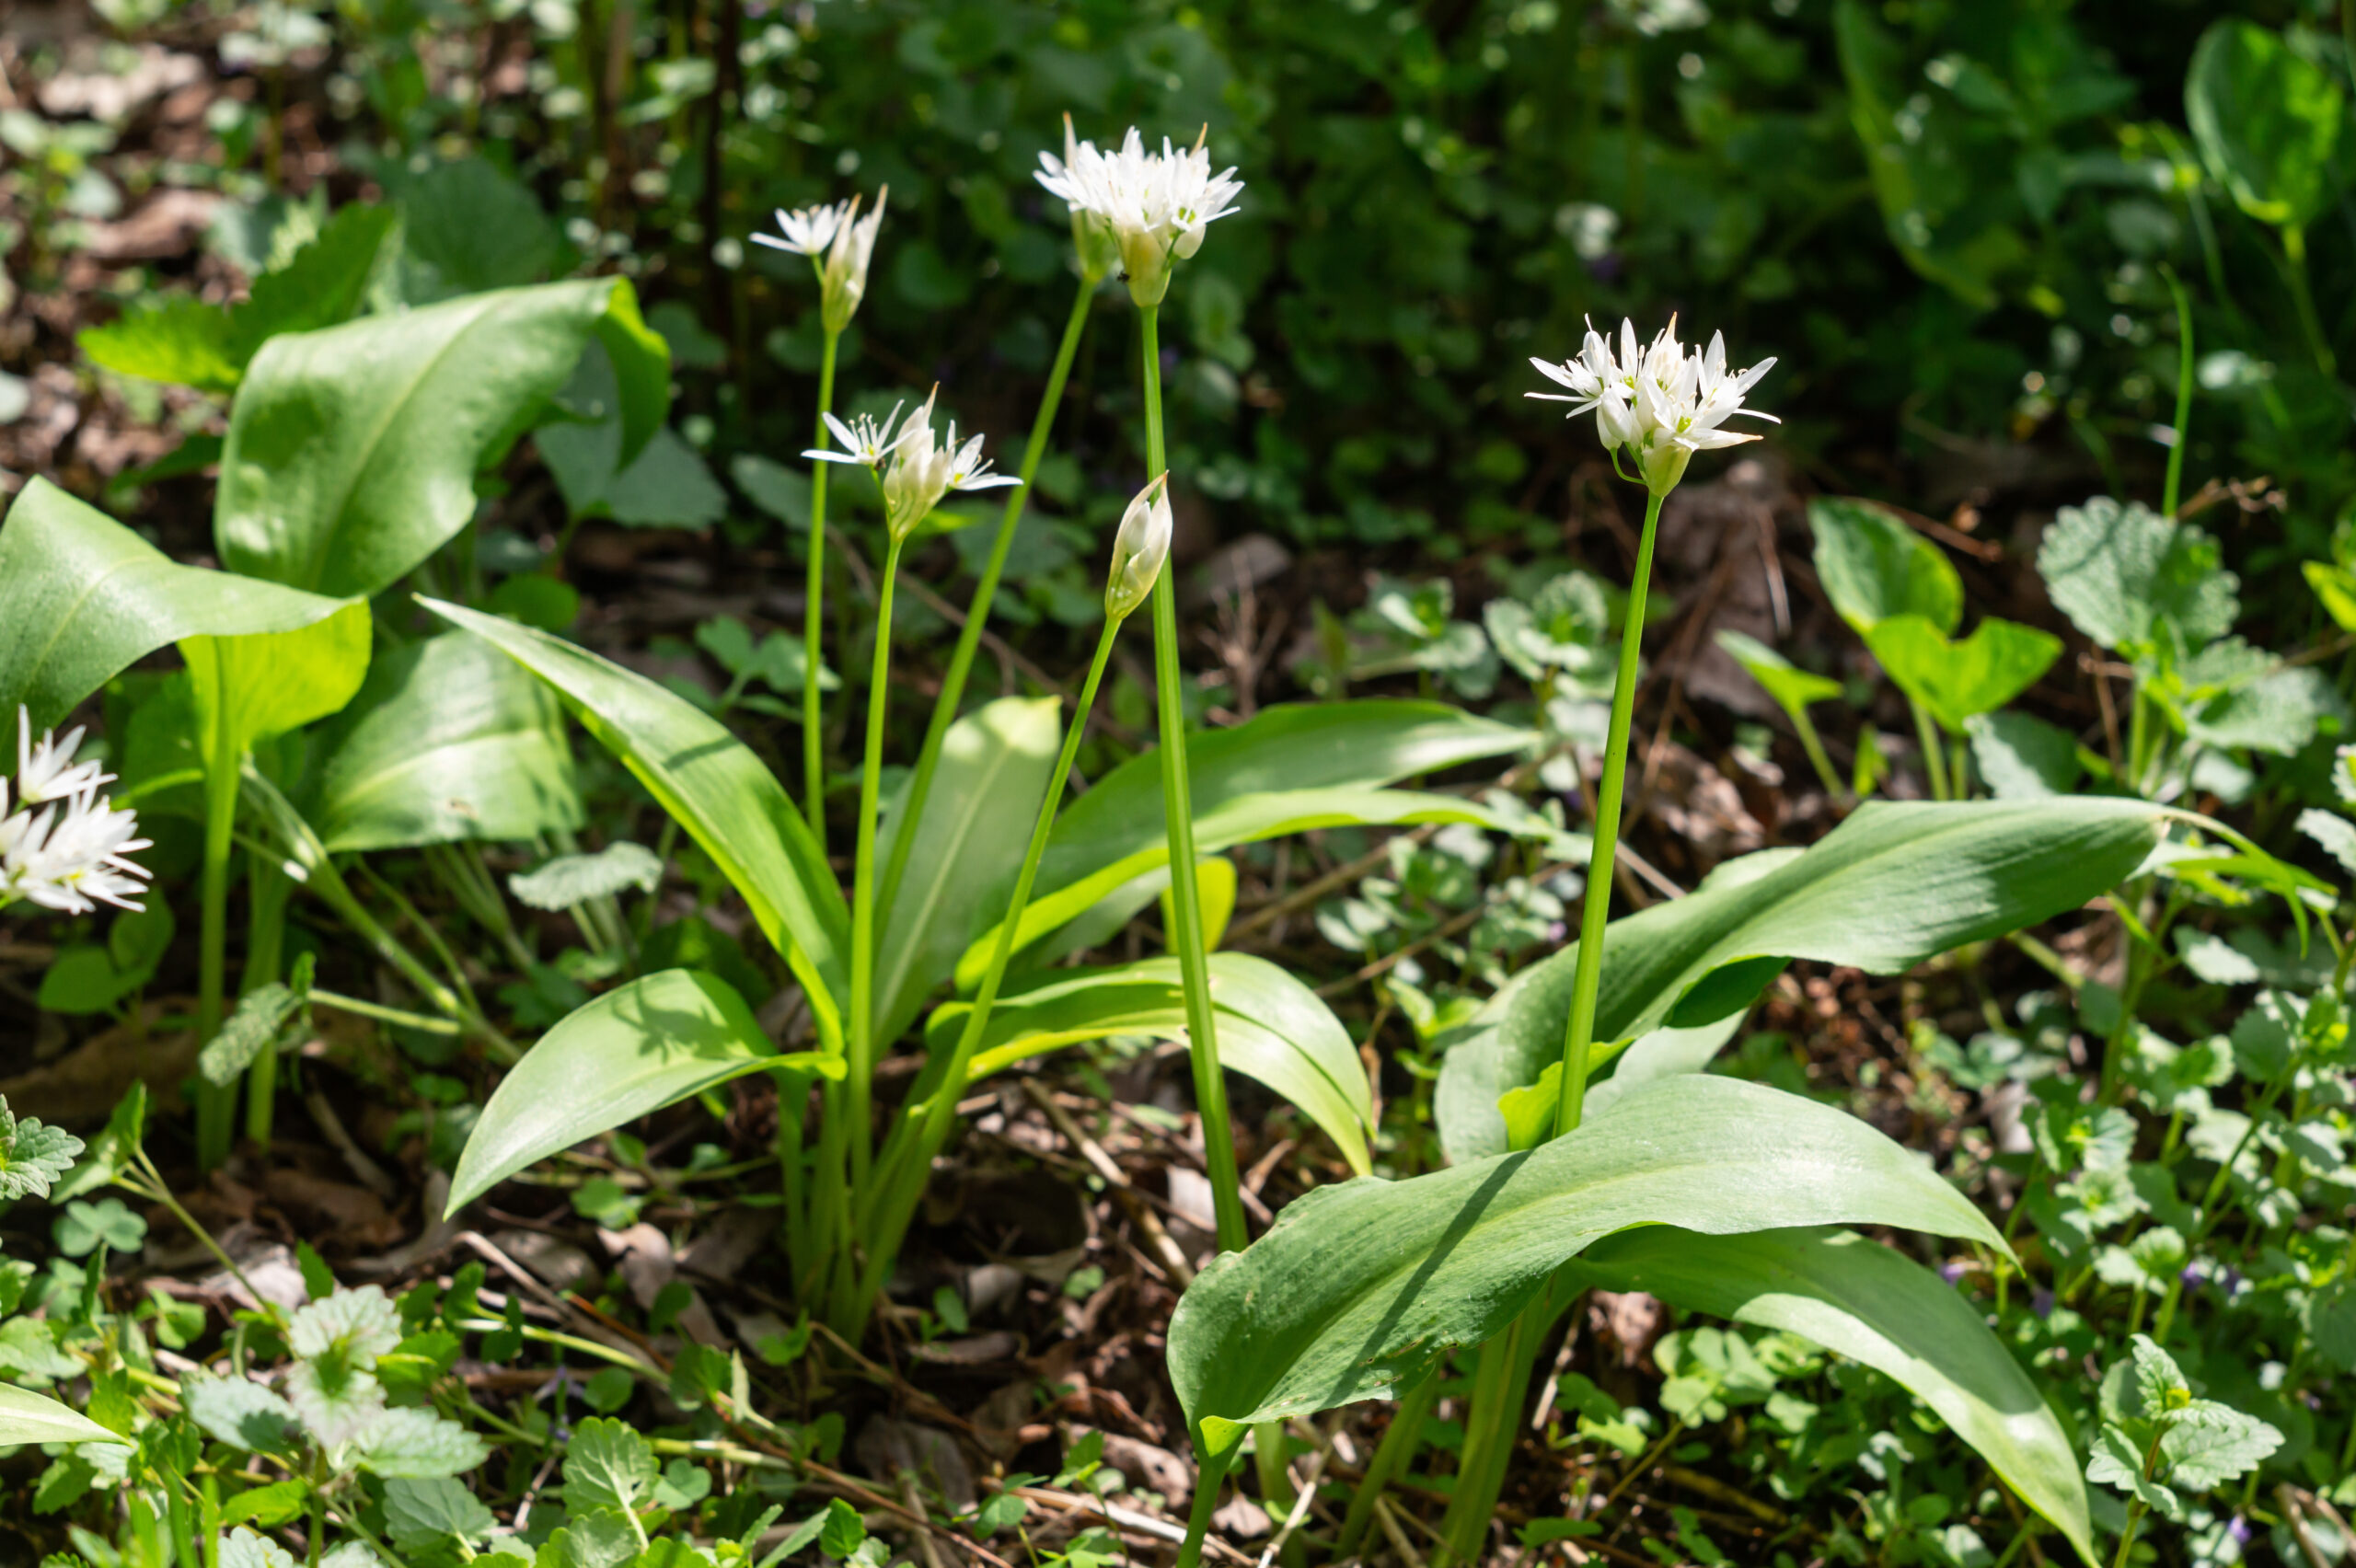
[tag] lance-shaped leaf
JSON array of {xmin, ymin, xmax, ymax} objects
[
  {"xmin": 216, "ymin": 277, "xmax": 667, "ymax": 598},
  {"xmin": 424, "ymin": 599, "xmax": 850, "ymax": 1047},
  {"xmin": 1561, "ymin": 1226, "xmax": 2096, "ymax": 1566},
  {"xmin": 0, "ymin": 478, "xmax": 355, "ymax": 730},
  {"xmin": 930, "ymin": 953, "xmax": 1375, "ymax": 1174},
  {"xmin": 1168, "ymin": 1074, "xmax": 2003, "ymax": 1449},
  {"xmin": 301, "ymin": 631, "xmax": 583, "ymax": 852},
  {"xmin": 876, "ymin": 697, "xmax": 1061, "ymax": 1048},
  {"xmin": 0, "ymin": 1381, "xmax": 119, "ymax": 1447},
  {"xmin": 1438, "ymin": 798, "xmax": 2165, "ymax": 1159},
  {"xmin": 446, "ymin": 969, "xmax": 839, "ymax": 1214},
  {"xmin": 1864, "ymin": 615, "xmax": 2062, "ymax": 733},
  {"xmin": 955, "ymin": 699, "xmax": 1529, "ymax": 986}
]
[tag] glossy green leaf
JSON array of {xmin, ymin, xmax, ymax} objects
[
  {"xmin": 184, "ymin": 601, "xmax": 373, "ymax": 770},
  {"xmin": 1807, "ymin": 497, "xmax": 1961, "ymax": 635},
  {"xmin": 2187, "ymin": 19, "xmax": 2344, "ymax": 230},
  {"xmin": 1561, "ymin": 1227, "xmax": 2096, "ymax": 1566},
  {"xmin": 424, "ymin": 599, "xmax": 850, "ymax": 1046},
  {"xmin": 446, "ymin": 969, "xmax": 838, "ymax": 1214},
  {"xmin": 539, "ymin": 342, "xmax": 724, "ymax": 529},
  {"xmin": 876, "ymin": 697, "xmax": 1062, "ymax": 1047},
  {"xmin": 1715, "ymin": 628, "xmax": 1840, "ymax": 719},
  {"xmin": 1438, "ymin": 798, "xmax": 2165, "ymax": 1159},
  {"xmin": 1967, "ymin": 711, "xmax": 2084, "ymax": 801},
  {"xmin": 216, "ymin": 278, "xmax": 667, "ymax": 598},
  {"xmin": 1168, "ymin": 1074, "xmax": 2003, "ymax": 1446},
  {"xmin": 0, "ymin": 478, "xmax": 356, "ymax": 731},
  {"xmin": 0, "ymin": 1381, "xmax": 117, "ymax": 1447},
  {"xmin": 302, "ymin": 631, "xmax": 584, "ymax": 852},
  {"xmin": 1864, "ymin": 614, "xmax": 2062, "ymax": 732},
  {"xmin": 932, "ymin": 953, "xmax": 1375, "ymax": 1175}
]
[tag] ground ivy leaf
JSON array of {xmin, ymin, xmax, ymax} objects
[
  {"xmin": 351, "ymin": 1407, "xmax": 491, "ymax": 1479},
  {"xmin": 2161, "ymin": 1401, "xmax": 2282, "ymax": 1489},
  {"xmin": 385, "ymin": 1476, "xmax": 496, "ymax": 1552},
  {"xmin": 563, "ymin": 1417, "xmax": 658, "ymax": 1514},
  {"xmin": 2037, "ymin": 497, "xmax": 2238, "ymax": 656},
  {"xmin": 0, "ymin": 1099, "xmax": 86, "ymax": 1200},
  {"xmin": 181, "ymin": 1376, "xmax": 301, "ymax": 1454}
]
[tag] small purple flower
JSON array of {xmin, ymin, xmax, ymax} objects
[
  {"xmin": 2180, "ymin": 1263, "xmax": 2203, "ymax": 1288},
  {"xmin": 2031, "ymin": 1287, "xmax": 2055, "ymax": 1319},
  {"xmin": 1939, "ymin": 1261, "xmax": 1968, "ymax": 1286},
  {"xmin": 2227, "ymin": 1516, "xmax": 2252, "ymax": 1545}
]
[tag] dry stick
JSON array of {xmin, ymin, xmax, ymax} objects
[
  {"xmin": 1020, "ymin": 1078, "xmax": 1195, "ymax": 1285},
  {"xmin": 1255, "ymin": 1432, "xmax": 1333, "ymax": 1568},
  {"xmin": 1371, "ymin": 1494, "xmax": 1429, "ymax": 1568},
  {"xmin": 2281, "ymin": 1486, "xmax": 2333, "ymax": 1568},
  {"xmin": 1004, "ymin": 1485, "xmax": 1256, "ymax": 1564}
]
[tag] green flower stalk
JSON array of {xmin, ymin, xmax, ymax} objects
[
  {"xmin": 756, "ymin": 190, "xmax": 888, "ymax": 848},
  {"xmin": 1527, "ymin": 316, "xmax": 1777, "ymax": 1137}
]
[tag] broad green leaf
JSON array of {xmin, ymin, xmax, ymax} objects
[
  {"xmin": 1715, "ymin": 628, "xmax": 1840, "ymax": 718},
  {"xmin": 876, "ymin": 697, "xmax": 1062, "ymax": 1046},
  {"xmin": 2185, "ymin": 665, "xmax": 2342, "ymax": 756},
  {"xmin": 1967, "ymin": 711, "xmax": 2083, "ymax": 800},
  {"xmin": 932, "ymin": 953, "xmax": 1375, "ymax": 1174},
  {"xmin": 424, "ymin": 600, "xmax": 849, "ymax": 1044},
  {"xmin": 540, "ymin": 343, "xmax": 725, "ymax": 529},
  {"xmin": 0, "ymin": 1097, "xmax": 85, "ymax": 1200},
  {"xmin": 384, "ymin": 1477, "xmax": 496, "ymax": 1554},
  {"xmin": 2304, "ymin": 559, "xmax": 2356, "ymax": 631},
  {"xmin": 2036, "ymin": 498, "xmax": 2237, "ymax": 657},
  {"xmin": 2161, "ymin": 1403, "xmax": 2282, "ymax": 1490},
  {"xmin": 0, "ymin": 478, "xmax": 355, "ymax": 730},
  {"xmin": 397, "ymin": 156, "xmax": 562, "ymax": 298},
  {"xmin": 445, "ymin": 970, "xmax": 838, "ymax": 1214},
  {"xmin": 1864, "ymin": 615, "xmax": 2062, "ymax": 732},
  {"xmin": 1560, "ymin": 1227, "xmax": 2096, "ymax": 1566},
  {"xmin": 37, "ymin": 903, "xmax": 173, "ymax": 1016},
  {"xmin": 2186, "ymin": 19, "xmax": 2343, "ymax": 231},
  {"xmin": 732, "ymin": 453, "xmax": 811, "ymax": 529},
  {"xmin": 302, "ymin": 631, "xmax": 584, "ymax": 852},
  {"xmin": 564, "ymin": 1417, "xmax": 658, "ymax": 1514},
  {"xmin": 184, "ymin": 601, "xmax": 373, "ymax": 769},
  {"xmin": 0, "ymin": 1382, "xmax": 118, "ymax": 1447},
  {"xmin": 1167, "ymin": 1074, "xmax": 2003, "ymax": 1447},
  {"xmin": 182, "ymin": 1374, "xmax": 301, "ymax": 1452},
  {"xmin": 1807, "ymin": 497, "xmax": 1961, "ymax": 635},
  {"xmin": 216, "ymin": 278, "xmax": 667, "ymax": 598},
  {"xmin": 1438, "ymin": 798, "xmax": 2165, "ymax": 1159},
  {"xmin": 78, "ymin": 296, "xmax": 238, "ymax": 392},
  {"xmin": 510, "ymin": 844, "xmax": 664, "ymax": 911},
  {"xmin": 222, "ymin": 202, "xmax": 398, "ymax": 363},
  {"xmin": 351, "ymin": 1407, "xmax": 491, "ymax": 1479}
]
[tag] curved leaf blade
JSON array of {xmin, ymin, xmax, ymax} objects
[
  {"xmin": 1807, "ymin": 497, "xmax": 1962, "ymax": 635},
  {"xmin": 1564, "ymin": 1227, "xmax": 2096, "ymax": 1567},
  {"xmin": 217, "ymin": 279, "xmax": 668, "ymax": 598},
  {"xmin": 423, "ymin": 599, "xmax": 849, "ymax": 1045},
  {"xmin": 0, "ymin": 478, "xmax": 355, "ymax": 730},
  {"xmin": 184, "ymin": 601, "xmax": 374, "ymax": 767},
  {"xmin": 876, "ymin": 697, "xmax": 1061, "ymax": 1047},
  {"xmin": 446, "ymin": 969, "xmax": 829, "ymax": 1214},
  {"xmin": 2187, "ymin": 18, "xmax": 2343, "ymax": 230},
  {"xmin": 0, "ymin": 1380, "xmax": 119, "ymax": 1447},
  {"xmin": 1438, "ymin": 798, "xmax": 2165, "ymax": 1159},
  {"xmin": 938, "ymin": 953, "xmax": 1375, "ymax": 1174},
  {"xmin": 1865, "ymin": 615, "xmax": 2062, "ymax": 733},
  {"xmin": 1168, "ymin": 1074, "xmax": 2002, "ymax": 1442},
  {"xmin": 303, "ymin": 631, "xmax": 584, "ymax": 852}
]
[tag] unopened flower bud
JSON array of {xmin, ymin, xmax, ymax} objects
[
  {"xmin": 1104, "ymin": 474, "xmax": 1172, "ymax": 621},
  {"xmin": 821, "ymin": 187, "xmax": 887, "ymax": 333}
]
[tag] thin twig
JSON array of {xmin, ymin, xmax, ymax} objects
[{"xmin": 1021, "ymin": 1078, "xmax": 1195, "ymax": 1284}]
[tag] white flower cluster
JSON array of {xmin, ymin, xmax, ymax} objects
[
  {"xmin": 1, "ymin": 708, "xmax": 151, "ymax": 917},
  {"xmin": 756, "ymin": 188, "xmax": 888, "ymax": 333},
  {"xmin": 1036, "ymin": 125, "xmax": 1243, "ymax": 305},
  {"xmin": 1528, "ymin": 316, "xmax": 1777, "ymax": 495},
  {"xmin": 806, "ymin": 390, "xmax": 1020, "ymax": 541}
]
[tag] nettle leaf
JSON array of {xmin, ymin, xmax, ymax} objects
[
  {"xmin": 2087, "ymin": 1425, "xmax": 2177, "ymax": 1516},
  {"xmin": 0, "ymin": 1098, "xmax": 85, "ymax": 1200},
  {"xmin": 185, "ymin": 1375, "xmax": 302, "ymax": 1456},
  {"xmin": 2037, "ymin": 498, "xmax": 2238, "ymax": 658},
  {"xmin": 352, "ymin": 1407, "xmax": 491, "ymax": 1479},
  {"xmin": 1864, "ymin": 616, "xmax": 2061, "ymax": 732},
  {"xmin": 1967, "ymin": 711, "xmax": 2083, "ymax": 800},
  {"xmin": 1807, "ymin": 498, "xmax": 1961, "ymax": 635},
  {"xmin": 384, "ymin": 1476, "xmax": 496, "ymax": 1553},
  {"xmin": 2129, "ymin": 1333, "xmax": 2189, "ymax": 1419},
  {"xmin": 2161, "ymin": 1402, "xmax": 2282, "ymax": 1490},
  {"xmin": 511, "ymin": 843, "xmax": 664, "ymax": 910},
  {"xmin": 565, "ymin": 1417, "xmax": 659, "ymax": 1515}
]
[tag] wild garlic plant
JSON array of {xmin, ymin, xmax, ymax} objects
[
  {"xmin": 0, "ymin": 707, "xmax": 153, "ymax": 918},
  {"xmin": 431, "ymin": 117, "xmax": 1490, "ymax": 1348}
]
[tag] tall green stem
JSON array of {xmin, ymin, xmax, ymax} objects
[
  {"xmin": 1141, "ymin": 304, "xmax": 1248, "ymax": 1255},
  {"xmin": 194, "ymin": 730, "xmax": 240, "ymax": 1169},
  {"xmin": 845, "ymin": 532, "xmax": 905, "ymax": 1195},
  {"xmin": 243, "ymin": 854, "xmax": 292, "ymax": 1147},
  {"xmin": 876, "ymin": 275, "xmax": 1096, "ymax": 923},
  {"xmin": 1554, "ymin": 487, "xmax": 1665, "ymax": 1137},
  {"xmin": 2161, "ymin": 267, "xmax": 2194, "ymax": 519},
  {"xmin": 803, "ymin": 328, "xmax": 841, "ymax": 848},
  {"xmin": 1911, "ymin": 698, "xmax": 1951, "ymax": 801},
  {"xmin": 2278, "ymin": 225, "xmax": 2335, "ymax": 377},
  {"xmin": 849, "ymin": 616, "xmax": 1126, "ymax": 1334}
]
